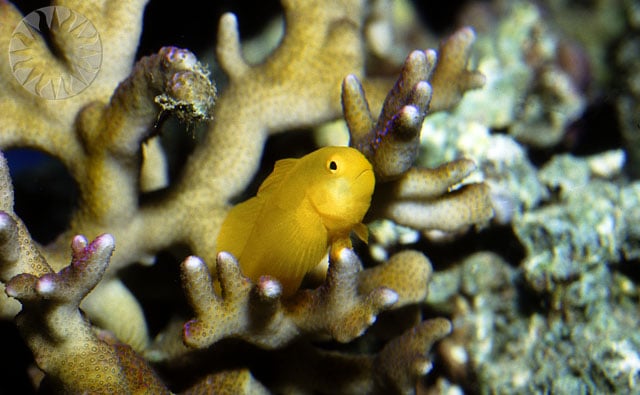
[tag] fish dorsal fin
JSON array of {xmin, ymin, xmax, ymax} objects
[{"xmin": 257, "ymin": 158, "xmax": 298, "ymax": 196}]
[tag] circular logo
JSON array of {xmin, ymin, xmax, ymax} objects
[{"xmin": 8, "ymin": 6, "xmax": 102, "ymax": 99}]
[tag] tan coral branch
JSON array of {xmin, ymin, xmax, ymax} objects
[
  {"xmin": 429, "ymin": 27, "xmax": 486, "ymax": 112},
  {"xmin": 4, "ymin": 234, "xmax": 167, "ymax": 393},
  {"xmin": 181, "ymin": 253, "xmax": 296, "ymax": 350},
  {"xmin": 383, "ymin": 183, "xmax": 494, "ymax": 232},
  {"xmin": 287, "ymin": 248, "xmax": 399, "ymax": 342},
  {"xmin": 375, "ymin": 318, "xmax": 453, "ymax": 393},
  {"xmin": 391, "ymin": 159, "xmax": 478, "ymax": 199},
  {"xmin": 358, "ymin": 250, "xmax": 433, "ymax": 306},
  {"xmin": 346, "ymin": 49, "xmax": 436, "ymax": 181}
]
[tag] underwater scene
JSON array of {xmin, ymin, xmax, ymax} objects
[{"xmin": 0, "ymin": 0, "xmax": 638, "ymax": 393}]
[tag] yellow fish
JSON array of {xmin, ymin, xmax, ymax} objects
[{"xmin": 216, "ymin": 146, "xmax": 375, "ymax": 297}]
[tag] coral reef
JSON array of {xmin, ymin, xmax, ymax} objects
[
  {"xmin": 1, "ymin": 0, "xmax": 638, "ymax": 393},
  {"xmin": 0, "ymin": 0, "xmax": 491, "ymax": 393},
  {"xmin": 417, "ymin": 1, "xmax": 640, "ymax": 393}
]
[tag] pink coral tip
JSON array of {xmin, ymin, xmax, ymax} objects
[
  {"xmin": 95, "ymin": 233, "xmax": 115, "ymax": 247},
  {"xmin": 71, "ymin": 235, "xmax": 88, "ymax": 252}
]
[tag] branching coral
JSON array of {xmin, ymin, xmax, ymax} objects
[
  {"xmin": 4, "ymin": 232, "xmax": 169, "ymax": 394},
  {"xmin": 0, "ymin": 0, "xmax": 493, "ymax": 392},
  {"xmin": 0, "ymin": 155, "xmax": 168, "ymax": 393},
  {"xmin": 344, "ymin": 29, "xmax": 492, "ymax": 233},
  {"xmin": 184, "ymin": 249, "xmax": 400, "ymax": 348}
]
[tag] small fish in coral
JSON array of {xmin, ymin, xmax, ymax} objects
[{"xmin": 217, "ymin": 146, "xmax": 375, "ymax": 296}]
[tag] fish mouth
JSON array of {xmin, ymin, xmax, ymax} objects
[
  {"xmin": 354, "ymin": 168, "xmax": 375, "ymax": 197},
  {"xmin": 355, "ymin": 168, "xmax": 374, "ymax": 181}
]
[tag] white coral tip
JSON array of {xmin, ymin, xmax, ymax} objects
[
  {"xmin": 184, "ymin": 256, "xmax": 204, "ymax": 271},
  {"xmin": 95, "ymin": 233, "xmax": 115, "ymax": 249},
  {"xmin": 37, "ymin": 277, "xmax": 56, "ymax": 294},
  {"xmin": 416, "ymin": 360, "xmax": 433, "ymax": 375},
  {"xmin": 338, "ymin": 247, "xmax": 356, "ymax": 262},
  {"xmin": 260, "ymin": 277, "xmax": 282, "ymax": 298},
  {"xmin": 380, "ymin": 288, "xmax": 399, "ymax": 306},
  {"xmin": 217, "ymin": 251, "xmax": 236, "ymax": 262}
]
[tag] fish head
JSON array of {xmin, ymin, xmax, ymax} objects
[{"xmin": 306, "ymin": 147, "xmax": 375, "ymax": 231}]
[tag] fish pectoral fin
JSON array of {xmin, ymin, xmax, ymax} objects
[{"xmin": 352, "ymin": 222, "xmax": 369, "ymax": 244}]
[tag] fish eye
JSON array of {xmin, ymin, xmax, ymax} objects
[{"xmin": 327, "ymin": 160, "xmax": 338, "ymax": 173}]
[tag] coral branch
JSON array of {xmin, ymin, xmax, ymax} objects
[
  {"xmin": 0, "ymin": 155, "xmax": 50, "ymax": 282},
  {"xmin": 383, "ymin": 183, "xmax": 494, "ymax": 232},
  {"xmin": 347, "ymin": 50, "xmax": 436, "ymax": 181},
  {"xmin": 183, "ymin": 369, "xmax": 270, "ymax": 395},
  {"xmin": 429, "ymin": 27, "xmax": 486, "ymax": 112},
  {"xmin": 370, "ymin": 159, "xmax": 494, "ymax": 233},
  {"xmin": 0, "ymin": 0, "xmax": 150, "ymax": 161},
  {"xmin": 74, "ymin": 46, "xmax": 214, "ymax": 221},
  {"xmin": 375, "ymin": 318, "xmax": 452, "ymax": 393},
  {"xmin": 56, "ymin": 0, "xmax": 149, "ymax": 94},
  {"xmin": 392, "ymin": 159, "xmax": 477, "ymax": 199},
  {"xmin": 4, "ymin": 233, "xmax": 167, "ymax": 393},
  {"xmin": 261, "ymin": 318, "xmax": 452, "ymax": 393},
  {"xmin": 288, "ymin": 248, "xmax": 399, "ymax": 343},
  {"xmin": 181, "ymin": 253, "xmax": 296, "ymax": 349},
  {"xmin": 0, "ymin": 152, "xmax": 52, "ymax": 317},
  {"xmin": 217, "ymin": 13, "xmax": 250, "ymax": 81},
  {"xmin": 358, "ymin": 250, "xmax": 432, "ymax": 306},
  {"xmin": 0, "ymin": 213, "xmax": 20, "ymax": 277},
  {"xmin": 80, "ymin": 46, "xmax": 214, "ymax": 156},
  {"xmin": 342, "ymin": 74, "xmax": 375, "ymax": 146},
  {"xmin": 342, "ymin": 34, "xmax": 493, "ymax": 233},
  {"xmin": 182, "ymin": 248, "xmax": 404, "ymax": 350},
  {"xmin": 5, "ymin": 233, "xmax": 113, "ymax": 324}
]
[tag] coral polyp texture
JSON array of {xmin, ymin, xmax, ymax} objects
[{"xmin": 1, "ymin": 0, "xmax": 637, "ymax": 393}]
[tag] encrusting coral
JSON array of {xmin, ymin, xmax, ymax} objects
[{"xmin": 0, "ymin": 0, "xmax": 493, "ymax": 393}]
